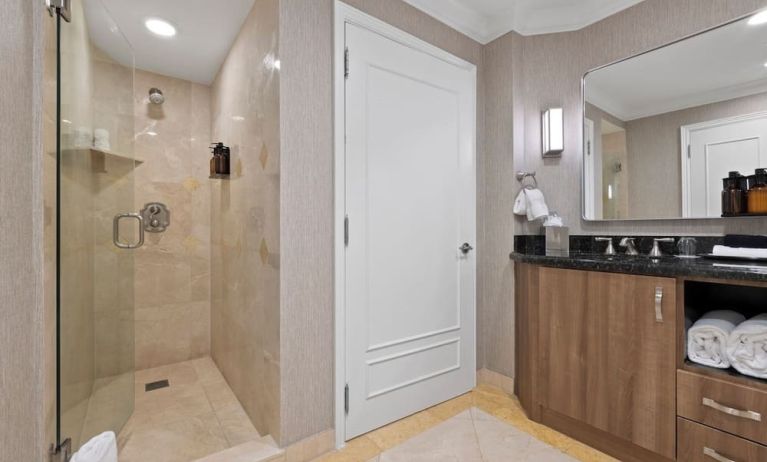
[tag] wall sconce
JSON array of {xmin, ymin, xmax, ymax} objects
[{"xmin": 542, "ymin": 107, "xmax": 564, "ymax": 157}]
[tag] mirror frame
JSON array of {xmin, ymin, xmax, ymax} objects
[{"xmin": 580, "ymin": 9, "xmax": 764, "ymax": 222}]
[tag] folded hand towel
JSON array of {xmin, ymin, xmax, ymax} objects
[
  {"xmin": 712, "ymin": 245, "xmax": 767, "ymax": 259},
  {"xmin": 727, "ymin": 314, "xmax": 767, "ymax": 379},
  {"xmin": 687, "ymin": 310, "xmax": 746, "ymax": 368},
  {"xmin": 523, "ymin": 188, "xmax": 549, "ymax": 221},
  {"xmin": 71, "ymin": 431, "xmax": 117, "ymax": 462},
  {"xmin": 513, "ymin": 190, "xmax": 527, "ymax": 216}
]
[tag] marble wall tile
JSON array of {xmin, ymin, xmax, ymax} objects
[
  {"xmin": 210, "ymin": 0, "xmax": 281, "ymax": 443},
  {"xmin": 130, "ymin": 69, "xmax": 212, "ymax": 370}
]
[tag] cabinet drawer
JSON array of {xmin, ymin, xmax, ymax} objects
[
  {"xmin": 678, "ymin": 370, "xmax": 767, "ymax": 445},
  {"xmin": 678, "ymin": 418, "xmax": 767, "ymax": 461}
]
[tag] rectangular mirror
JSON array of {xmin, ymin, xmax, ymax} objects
[{"xmin": 583, "ymin": 10, "xmax": 767, "ymax": 220}]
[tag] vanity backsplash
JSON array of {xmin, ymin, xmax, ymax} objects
[{"xmin": 514, "ymin": 235, "xmax": 727, "ymax": 256}]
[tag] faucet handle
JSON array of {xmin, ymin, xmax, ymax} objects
[
  {"xmin": 595, "ymin": 237, "xmax": 616, "ymax": 255},
  {"xmin": 619, "ymin": 237, "xmax": 639, "ymax": 255},
  {"xmin": 650, "ymin": 238, "xmax": 675, "ymax": 258}
]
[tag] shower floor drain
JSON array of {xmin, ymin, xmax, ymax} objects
[{"xmin": 145, "ymin": 379, "xmax": 170, "ymax": 392}]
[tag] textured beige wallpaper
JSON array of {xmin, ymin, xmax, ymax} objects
[{"xmin": 1, "ymin": 0, "xmax": 49, "ymax": 460}]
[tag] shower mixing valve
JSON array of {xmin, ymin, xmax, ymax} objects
[{"xmin": 140, "ymin": 202, "xmax": 170, "ymax": 233}]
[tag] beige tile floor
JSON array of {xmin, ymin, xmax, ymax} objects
[
  {"xmin": 117, "ymin": 357, "xmax": 276, "ymax": 462},
  {"xmin": 312, "ymin": 384, "xmax": 618, "ymax": 462}
]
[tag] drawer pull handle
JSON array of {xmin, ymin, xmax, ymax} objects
[
  {"xmin": 654, "ymin": 287, "xmax": 663, "ymax": 322},
  {"xmin": 704, "ymin": 447, "xmax": 738, "ymax": 462},
  {"xmin": 702, "ymin": 397, "xmax": 762, "ymax": 422}
]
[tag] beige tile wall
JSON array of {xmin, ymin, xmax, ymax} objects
[
  {"xmin": 131, "ymin": 69, "xmax": 212, "ymax": 370},
  {"xmin": 210, "ymin": 0, "xmax": 281, "ymax": 442}
]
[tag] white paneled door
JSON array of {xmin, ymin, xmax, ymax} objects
[{"xmin": 343, "ymin": 22, "xmax": 477, "ymax": 439}]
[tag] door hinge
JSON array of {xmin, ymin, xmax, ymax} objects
[
  {"xmin": 49, "ymin": 438, "xmax": 72, "ymax": 462},
  {"xmin": 46, "ymin": 0, "xmax": 72, "ymax": 22},
  {"xmin": 344, "ymin": 215, "xmax": 349, "ymax": 246},
  {"xmin": 687, "ymin": 144, "xmax": 691, "ymax": 158},
  {"xmin": 344, "ymin": 384, "xmax": 350, "ymax": 414},
  {"xmin": 587, "ymin": 140, "xmax": 591, "ymax": 156},
  {"xmin": 344, "ymin": 47, "xmax": 350, "ymax": 79}
]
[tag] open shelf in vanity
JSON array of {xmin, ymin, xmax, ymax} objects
[{"xmin": 677, "ymin": 277, "xmax": 767, "ymax": 461}]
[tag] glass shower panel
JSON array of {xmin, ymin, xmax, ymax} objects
[{"xmin": 57, "ymin": 0, "xmax": 137, "ymax": 452}]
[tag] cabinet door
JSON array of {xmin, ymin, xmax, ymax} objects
[{"xmin": 539, "ymin": 268, "xmax": 676, "ymax": 459}]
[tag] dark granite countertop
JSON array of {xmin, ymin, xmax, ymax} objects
[{"xmin": 509, "ymin": 251, "xmax": 767, "ymax": 283}]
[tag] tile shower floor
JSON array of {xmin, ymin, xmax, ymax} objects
[{"xmin": 117, "ymin": 357, "xmax": 280, "ymax": 462}]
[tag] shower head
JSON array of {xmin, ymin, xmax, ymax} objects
[{"xmin": 148, "ymin": 88, "xmax": 165, "ymax": 105}]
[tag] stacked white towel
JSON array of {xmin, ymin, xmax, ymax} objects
[
  {"xmin": 70, "ymin": 431, "xmax": 118, "ymax": 462},
  {"xmin": 726, "ymin": 314, "xmax": 767, "ymax": 379},
  {"xmin": 513, "ymin": 188, "xmax": 550, "ymax": 221},
  {"xmin": 712, "ymin": 245, "xmax": 767, "ymax": 259},
  {"xmin": 687, "ymin": 310, "xmax": 746, "ymax": 369}
]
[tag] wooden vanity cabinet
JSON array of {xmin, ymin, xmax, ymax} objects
[{"xmin": 516, "ymin": 264, "xmax": 677, "ymax": 462}]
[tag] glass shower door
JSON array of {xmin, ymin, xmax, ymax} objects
[{"xmin": 56, "ymin": 0, "xmax": 137, "ymax": 454}]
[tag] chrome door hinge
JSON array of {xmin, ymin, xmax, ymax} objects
[
  {"xmin": 49, "ymin": 438, "xmax": 72, "ymax": 462},
  {"xmin": 344, "ymin": 215, "xmax": 349, "ymax": 246},
  {"xmin": 344, "ymin": 384, "xmax": 350, "ymax": 414},
  {"xmin": 687, "ymin": 144, "xmax": 691, "ymax": 158},
  {"xmin": 46, "ymin": 0, "xmax": 72, "ymax": 22},
  {"xmin": 344, "ymin": 47, "xmax": 350, "ymax": 79}
]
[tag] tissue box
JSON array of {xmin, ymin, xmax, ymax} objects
[{"xmin": 545, "ymin": 226, "xmax": 569, "ymax": 257}]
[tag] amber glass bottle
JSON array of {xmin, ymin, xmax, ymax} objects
[{"xmin": 747, "ymin": 168, "xmax": 767, "ymax": 214}]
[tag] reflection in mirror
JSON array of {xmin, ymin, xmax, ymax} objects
[{"xmin": 583, "ymin": 10, "xmax": 767, "ymax": 220}]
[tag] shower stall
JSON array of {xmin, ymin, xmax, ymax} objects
[{"xmin": 51, "ymin": 0, "xmax": 281, "ymax": 460}]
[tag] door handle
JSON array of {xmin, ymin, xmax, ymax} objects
[
  {"xmin": 459, "ymin": 243, "xmax": 474, "ymax": 254},
  {"xmin": 703, "ymin": 447, "xmax": 738, "ymax": 462},
  {"xmin": 113, "ymin": 213, "xmax": 144, "ymax": 249},
  {"xmin": 702, "ymin": 397, "xmax": 762, "ymax": 422}
]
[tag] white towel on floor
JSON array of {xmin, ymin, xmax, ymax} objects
[
  {"xmin": 70, "ymin": 431, "xmax": 118, "ymax": 462},
  {"xmin": 727, "ymin": 314, "xmax": 767, "ymax": 379},
  {"xmin": 712, "ymin": 245, "xmax": 767, "ymax": 259},
  {"xmin": 523, "ymin": 188, "xmax": 549, "ymax": 221},
  {"xmin": 687, "ymin": 310, "xmax": 746, "ymax": 369}
]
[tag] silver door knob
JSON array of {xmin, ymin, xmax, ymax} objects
[{"xmin": 459, "ymin": 243, "xmax": 474, "ymax": 254}]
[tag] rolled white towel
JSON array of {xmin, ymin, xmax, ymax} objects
[
  {"xmin": 712, "ymin": 245, "xmax": 767, "ymax": 259},
  {"xmin": 727, "ymin": 314, "xmax": 767, "ymax": 379},
  {"xmin": 523, "ymin": 188, "xmax": 549, "ymax": 221},
  {"xmin": 688, "ymin": 310, "xmax": 746, "ymax": 369},
  {"xmin": 70, "ymin": 431, "xmax": 118, "ymax": 462}
]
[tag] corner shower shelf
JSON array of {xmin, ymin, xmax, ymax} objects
[{"xmin": 63, "ymin": 147, "xmax": 144, "ymax": 164}]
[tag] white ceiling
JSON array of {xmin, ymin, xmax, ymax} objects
[
  {"xmin": 586, "ymin": 14, "xmax": 767, "ymax": 121},
  {"xmin": 84, "ymin": 0, "xmax": 256, "ymax": 84},
  {"xmin": 401, "ymin": 0, "xmax": 646, "ymax": 43}
]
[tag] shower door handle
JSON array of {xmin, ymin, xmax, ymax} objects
[{"xmin": 113, "ymin": 213, "xmax": 145, "ymax": 249}]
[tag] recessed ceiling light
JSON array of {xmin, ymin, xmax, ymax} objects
[
  {"xmin": 748, "ymin": 10, "xmax": 767, "ymax": 26},
  {"xmin": 145, "ymin": 18, "xmax": 176, "ymax": 37}
]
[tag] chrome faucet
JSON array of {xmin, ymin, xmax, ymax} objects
[
  {"xmin": 619, "ymin": 237, "xmax": 639, "ymax": 255},
  {"xmin": 595, "ymin": 237, "xmax": 616, "ymax": 255},
  {"xmin": 649, "ymin": 238, "xmax": 675, "ymax": 258}
]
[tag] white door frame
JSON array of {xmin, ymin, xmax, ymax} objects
[
  {"xmin": 333, "ymin": 0, "xmax": 477, "ymax": 449},
  {"xmin": 680, "ymin": 110, "xmax": 767, "ymax": 217}
]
